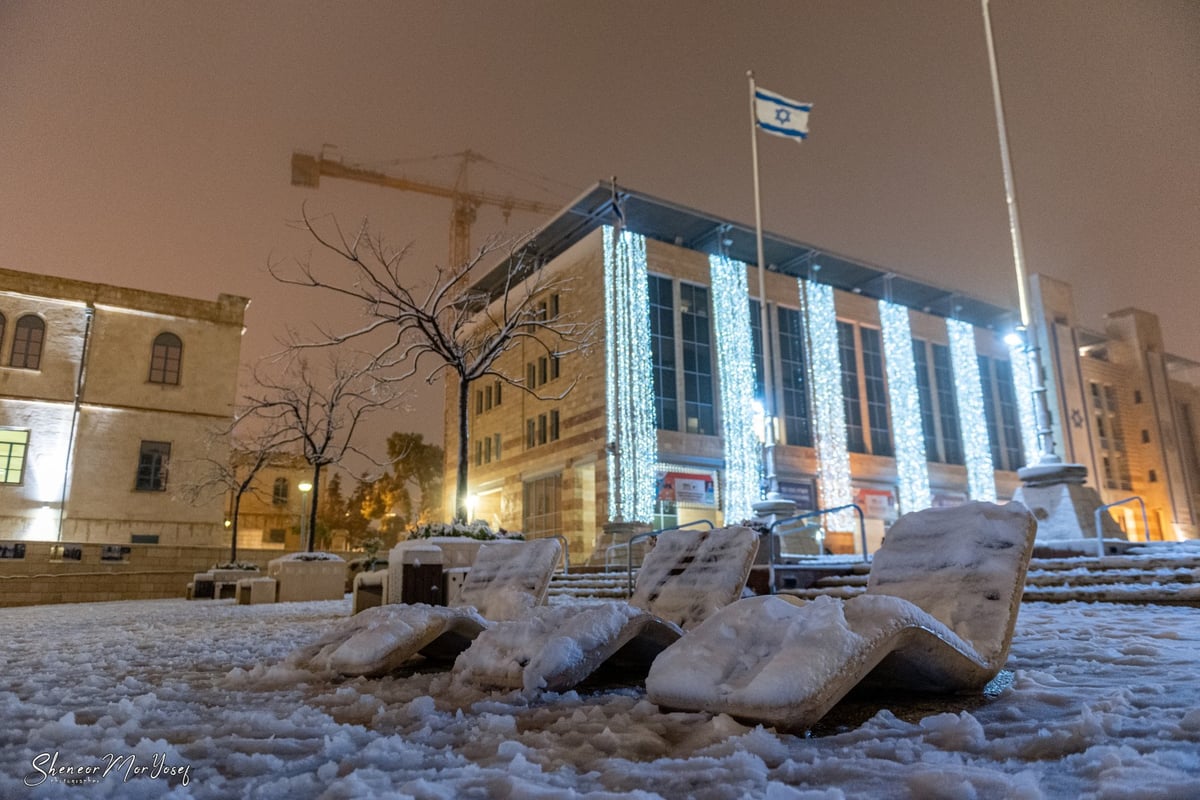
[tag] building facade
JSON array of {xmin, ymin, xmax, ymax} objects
[
  {"xmin": 443, "ymin": 186, "xmax": 1200, "ymax": 562},
  {"xmin": 0, "ymin": 267, "xmax": 248, "ymax": 546}
]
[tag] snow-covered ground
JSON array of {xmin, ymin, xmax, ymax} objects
[{"xmin": 2, "ymin": 596, "xmax": 1198, "ymax": 799}]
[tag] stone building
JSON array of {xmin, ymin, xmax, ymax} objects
[
  {"xmin": 443, "ymin": 185, "xmax": 1200, "ymax": 562},
  {"xmin": 0, "ymin": 267, "xmax": 248, "ymax": 546}
]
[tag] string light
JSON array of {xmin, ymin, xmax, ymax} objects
[
  {"xmin": 603, "ymin": 226, "xmax": 658, "ymax": 522},
  {"xmin": 709, "ymin": 254, "xmax": 759, "ymax": 523},
  {"xmin": 879, "ymin": 300, "xmax": 931, "ymax": 513},
  {"xmin": 947, "ymin": 318, "xmax": 997, "ymax": 501},
  {"xmin": 799, "ymin": 277, "xmax": 854, "ymax": 531},
  {"xmin": 1007, "ymin": 333, "xmax": 1038, "ymax": 469}
]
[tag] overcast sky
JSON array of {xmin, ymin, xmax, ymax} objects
[{"xmin": 2, "ymin": 0, "xmax": 1196, "ymax": 452}]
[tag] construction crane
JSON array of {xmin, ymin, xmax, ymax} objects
[{"xmin": 290, "ymin": 148, "xmax": 563, "ymax": 268}]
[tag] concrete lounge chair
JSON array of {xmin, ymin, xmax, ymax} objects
[
  {"xmin": 645, "ymin": 501, "xmax": 1037, "ymax": 731},
  {"xmin": 453, "ymin": 525, "xmax": 760, "ymax": 693},
  {"xmin": 288, "ymin": 537, "xmax": 562, "ymax": 677}
]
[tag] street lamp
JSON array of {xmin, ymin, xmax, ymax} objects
[{"xmin": 298, "ymin": 481, "xmax": 313, "ymax": 551}]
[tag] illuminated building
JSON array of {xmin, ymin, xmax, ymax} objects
[
  {"xmin": 445, "ymin": 185, "xmax": 1200, "ymax": 561},
  {"xmin": 0, "ymin": 267, "xmax": 248, "ymax": 545}
]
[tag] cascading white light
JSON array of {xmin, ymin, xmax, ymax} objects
[
  {"xmin": 1007, "ymin": 335, "xmax": 1038, "ymax": 469},
  {"xmin": 879, "ymin": 300, "xmax": 931, "ymax": 514},
  {"xmin": 947, "ymin": 318, "xmax": 997, "ymax": 501},
  {"xmin": 799, "ymin": 277, "xmax": 854, "ymax": 531},
  {"xmin": 709, "ymin": 254, "xmax": 760, "ymax": 523},
  {"xmin": 603, "ymin": 226, "xmax": 658, "ymax": 522}
]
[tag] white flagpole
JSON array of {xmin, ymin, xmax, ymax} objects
[
  {"xmin": 980, "ymin": 0, "xmax": 1059, "ymax": 468},
  {"xmin": 747, "ymin": 70, "xmax": 779, "ymax": 498}
]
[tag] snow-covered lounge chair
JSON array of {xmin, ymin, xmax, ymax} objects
[
  {"xmin": 645, "ymin": 501, "xmax": 1037, "ymax": 732},
  {"xmin": 287, "ymin": 537, "xmax": 562, "ymax": 677},
  {"xmin": 453, "ymin": 525, "xmax": 760, "ymax": 693}
]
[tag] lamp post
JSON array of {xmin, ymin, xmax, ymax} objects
[{"xmin": 298, "ymin": 481, "xmax": 313, "ymax": 551}]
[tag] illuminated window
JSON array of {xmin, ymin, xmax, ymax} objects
[
  {"xmin": 11, "ymin": 315, "xmax": 45, "ymax": 370},
  {"xmin": 272, "ymin": 477, "xmax": 289, "ymax": 506},
  {"xmin": 1090, "ymin": 381, "xmax": 1132, "ymax": 490},
  {"xmin": 135, "ymin": 441, "xmax": 171, "ymax": 491},
  {"xmin": 149, "ymin": 332, "xmax": 182, "ymax": 384},
  {"xmin": 0, "ymin": 429, "xmax": 29, "ymax": 485}
]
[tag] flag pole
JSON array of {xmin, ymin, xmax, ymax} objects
[
  {"xmin": 980, "ymin": 0, "xmax": 1059, "ymax": 469},
  {"xmin": 747, "ymin": 69, "xmax": 779, "ymax": 498}
]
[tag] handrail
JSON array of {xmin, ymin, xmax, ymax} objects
[
  {"xmin": 625, "ymin": 519, "xmax": 715, "ymax": 597},
  {"xmin": 762, "ymin": 504, "xmax": 868, "ymax": 594},
  {"xmin": 551, "ymin": 534, "xmax": 571, "ymax": 575},
  {"xmin": 1094, "ymin": 496, "xmax": 1149, "ymax": 557}
]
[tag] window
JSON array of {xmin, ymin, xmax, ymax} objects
[
  {"xmin": 979, "ymin": 356, "xmax": 1024, "ymax": 471},
  {"xmin": 0, "ymin": 429, "xmax": 29, "ymax": 485},
  {"xmin": 913, "ymin": 341, "xmax": 963, "ymax": 464},
  {"xmin": 266, "ymin": 528, "xmax": 287, "ymax": 544},
  {"xmin": 838, "ymin": 322, "xmax": 866, "ymax": 453},
  {"xmin": 11, "ymin": 315, "xmax": 45, "ymax": 370},
  {"xmin": 0, "ymin": 312, "xmax": 6, "ymax": 356},
  {"xmin": 838, "ymin": 322, "xmax": 891, "ymax": 455},
  {"xmin": 494, "ymin": 433, "xmax": 502, "ymax": 461},
  {"xmin": 680, "ymin": 283, "xmax": 715, "ymax": 435},
  {"xmin": 135, "ymin": 441, "xmax": 171, "ymax": 491},
  {"xmin": 649, "ymin": 275, "xmax": 678, "ymax": 431},
  {"xmin": 149, "ymin": 332, "xmax": 182, "ymax": 384},
  {"xmin": 525, "ymin": 411, "xmax": 561, "ymax": 449},
  {"xmin": 1090, "ymin": 381, "xmax": 1132, "ymax": 490},
  {"xmin": 476, "ymin": 390, "xmax": 484, "ymax": 415},
  {"xmin": 523, "ymin": 474, "xmax": 562, "ymax": 537},
  {"xmin": 776, "ymin": 307, "xmax": 812, "ymax": 447},
  {"xmin": 748, "ymin": 299, "xmax": 766, "ymax": 402},
  {"xmin": 272, "ymin": 477, "xmax": 289, "ymax": 506}
]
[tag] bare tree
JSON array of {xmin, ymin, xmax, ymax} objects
[
  {"xmin": 242, "ymin": 352, "xmax": 397, "ymax": 551},
  {"xmin": 179, "ymin": 422, "xmax": 285, "ymax": 563},
  {"xmin": 270, "ymin": 206, "xmax": 595, "ymax": 521}
]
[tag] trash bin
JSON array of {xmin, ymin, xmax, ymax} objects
[{"xmin": 400, "ymin": 545, "xmax": 444, "ymax": 606}]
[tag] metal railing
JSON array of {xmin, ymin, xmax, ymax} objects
[
  {"xmin": 551, "ymin": 534, "xmax": 571, "ymax": 575},
  {"xmin": 1094, "ymin": 496, "xmax": 1148, "ymax": 558},
  {"xmin": 763, "ymin": 504, "xmax": 868, "ymax": 594},
  {"xmin": 625, "ymin": 519, "xmax": 716, "ymax": 597}
]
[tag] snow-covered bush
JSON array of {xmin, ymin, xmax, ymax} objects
[{"xmin": 406, "ymin": 520, "xmax": 524, "ymax": 541}]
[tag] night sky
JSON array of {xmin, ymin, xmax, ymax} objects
[{"xmin": 2, "ymin": 0, "xmax": 1196, "ymax": 453}]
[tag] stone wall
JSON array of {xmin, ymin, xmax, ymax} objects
[{"xmin": 0, "ymin": 540, "xmax": 354, "ymax": 608}]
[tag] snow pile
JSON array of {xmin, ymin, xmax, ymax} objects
[
  {"xmin": 455, "ymin": 602, "xmax": 661, "ymax": 693},
  {"xmin": 1, "ymin": 597, "xmax": 1199, "ymax": 797}
]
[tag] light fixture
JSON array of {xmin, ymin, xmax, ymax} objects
[
  {"xmin": 799, "ymin": 277, "xmax": 854, "ymax": 531},
  {"xmin": 879, "ymin": 300, "xmax": 931, "ymax": 514},
  {"xmin": 603, "ymin": 226, "xmax": 657, "ymax": 522},
  {"xmin": 1006, "ymin": 332, "xmax": 1039, "ymax": 468},
  {"xmin": 710, "ymin": 253, "xmax": 760, "ymax": 522},
  {"xmin": 948, "ymin": 318, "xmax": 997, "ymax": 501}
]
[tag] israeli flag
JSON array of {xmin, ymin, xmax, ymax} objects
[{"xmin": 755, "ymin": 88, "xmax": 811, "ymax": 141}]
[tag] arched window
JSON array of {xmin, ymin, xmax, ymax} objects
[
  {"xmin": 272, "ymin": 477, "xmax": 289, "ymax": 506},
  {"xmin": 149, "ymin": 332, "xmax": 182, "ymax": 384},
  {"xmin": 11, "ymin": 315, "xmax": 45, "ymax": 370}
]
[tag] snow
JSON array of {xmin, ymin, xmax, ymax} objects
[{"xmin": 2, "ymin": 596, "xmax": 1198, "ymax": 798}]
